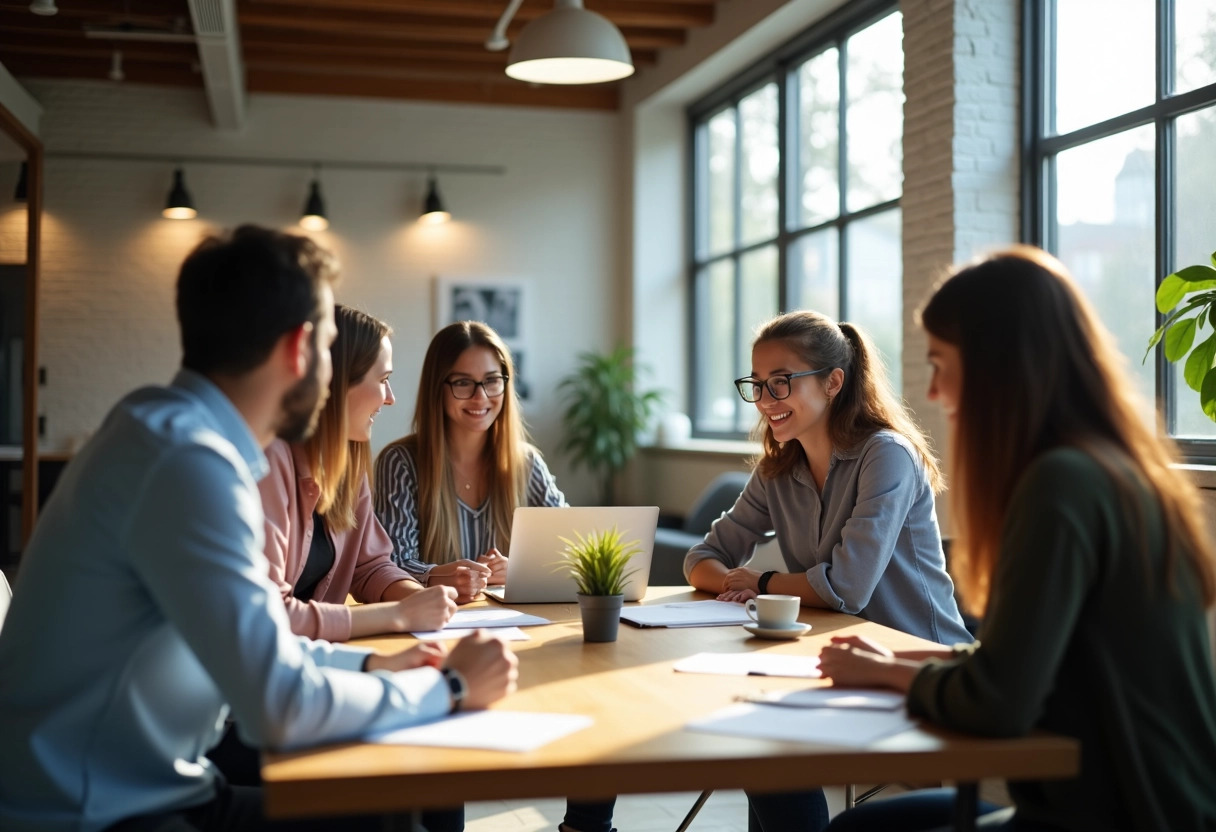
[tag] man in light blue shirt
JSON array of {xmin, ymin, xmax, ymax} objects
[{"xmin": 0, "ymin": 226, "xmax": 516, "ymax": 832}]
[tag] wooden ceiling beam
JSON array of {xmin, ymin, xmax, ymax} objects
[
  {"xmin": 0, "ymin": 43, "xmax": 196, "ymax": 63},
  {"xmin": 246, "ymin": 67, "xmax": 619, "ymax": 110},
  {"xmin": 238, "ymin": 15, "xmax": 685, "ymax": 49},
  {"xmin": 243, "ymin": 40, "xmax": 660, "ymax": 68},
  {"xmin": 3, "ymin": 56, "xmax": 199, "ymax": 87},
  {"xmin": 240, "ymin": 0, "xmax": 713, "ymax": 30}
]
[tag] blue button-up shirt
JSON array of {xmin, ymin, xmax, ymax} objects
[{"xmin": 0, "ymin": 371, "xmax": 450, "ymax": 832}]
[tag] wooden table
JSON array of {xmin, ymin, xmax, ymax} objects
[{"xmin": 263, "ymin": 588, "xmax": 1078, "ymax": 830}]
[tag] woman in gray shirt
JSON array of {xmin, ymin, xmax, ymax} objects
[{"xmin": 684, "ymin": 311, "xmax": 969, "ymax": 832}]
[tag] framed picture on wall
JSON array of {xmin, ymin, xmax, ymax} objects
[{"xmin": 434, "ymin": 277, "xmax": 530, "ymax": 399}]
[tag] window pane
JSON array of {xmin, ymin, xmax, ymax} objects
[
  {"xmin": 1054, "ymin": 126, "xmax": 1156, "ymax": 414},
  {"xmin": 705, "ymin": 109, "xmax": 736, "ymax": 258},
  {"xmin": 1175, "ymin": 0, "xmax": 1216, "ymax": 95},
  {"xmin": 1171, "ymin": 106, "xmax": 1216, "ymax": 438},
  {"xmin": 796, "ymin": 48, "xmax": 840, "ymax": 228},
  {"xmin": 791, "ymin": 228, "xmax": 839, "ymax": 318},
  {"xmin": 737, "ymin": 246, "xmax": 779, "ymax": 432},
  {"xmin": 694, "ymin": 260, "xmax": 737, "ymax": 432},
  {"xmin": 739, "ymin": 84, "xmax": 779, "ymax": 246},
  {"xmin": 1053, "ymin": 0, "xmax": 1154, "ymax": 135},
  {"xmin": 845, "ymin": 208, "xmax": 902, "ymax": 392},
  {"xmin": 845, "ymin": 12, "xmax": 903, "ymax": 212}
]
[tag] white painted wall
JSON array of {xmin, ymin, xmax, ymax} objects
[{"xmin": 28, "ymin": 80, "xmax": 621, "ymax": 504}]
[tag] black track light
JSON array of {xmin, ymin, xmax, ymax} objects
[
  {"xmin": 162, "ymin": 168, "xmax": 196, "ymax": 219},
  {"xmin": 420, "ymin": 174, "xmax": 450, "ymax": 224}
]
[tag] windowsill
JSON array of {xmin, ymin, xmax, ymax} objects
[
  {"xmin": 1174, "ymin": 463, "xmax": 1216, "ymax": 491},
  {"xmin": 640, "ymin": 438, "xmax": 759, "ymax": 459}
]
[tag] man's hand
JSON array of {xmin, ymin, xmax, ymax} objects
[{"xmin": 444, "ymin": 631, "xmax": 518, "ymax": 710}]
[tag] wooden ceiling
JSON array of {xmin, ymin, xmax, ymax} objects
[{"xmin": 0, "ymin": 0, "xmax": 717, "ymax": 110}]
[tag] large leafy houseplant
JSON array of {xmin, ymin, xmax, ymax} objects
[
  {"xmin": 1145, "ymin": 249, "xmax": 1216, "ymax": 421},
  {"xmin": 558, "ymin": 346, "xmax": 662, "ymax": 505}
]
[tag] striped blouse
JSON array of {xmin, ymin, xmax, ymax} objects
[{"xmin": 373, "ymin": 442, "xmax": 567, "ymax": 580}]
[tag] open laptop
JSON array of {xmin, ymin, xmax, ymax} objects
[{"xmin": 483, "ymin": 506, "xmax": 659, "ymax": 603}]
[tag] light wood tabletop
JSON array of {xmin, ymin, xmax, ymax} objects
[{"xmin": 262, "ymin": 588, "xmax": 1078, "ymax": 820}]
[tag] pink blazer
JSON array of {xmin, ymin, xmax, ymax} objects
[{"xmin": 259, "ymin": 439, "xmax": 417, "ymax": 641}]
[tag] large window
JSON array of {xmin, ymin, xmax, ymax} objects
[
  {"xmin": 690, "ymin": 1, "xmax": 903, "ymax": 437},
  {"xmin": 1027, "ymin": 0, "xmax": 1216, "ymax": 453}
]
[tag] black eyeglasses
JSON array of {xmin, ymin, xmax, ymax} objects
[
  {"xmin": 445, "ymin": 375, "xmax": 508, "ymax": 400},
  {"xmin": 734, "ymin": 368, "xmax": 831, "ymax": 403}
]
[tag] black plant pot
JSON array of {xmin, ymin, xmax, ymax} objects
[{"xmin": 577, "ymin": 593, "xmax": 624, "ymax": 642}]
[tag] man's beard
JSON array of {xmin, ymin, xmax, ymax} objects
[{"xmin": 276, "ymin": 350, "xmax": 327, "ymax": 443}]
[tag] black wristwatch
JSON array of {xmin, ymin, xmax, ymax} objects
[
  {"xmin": 439, "ymin": 667, "xmax": 467, "ymax": 714},
  {"xmin": 757, "ymin": 570, "xmax": 777, "ymax": 595}
]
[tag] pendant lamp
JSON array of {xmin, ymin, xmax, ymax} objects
[
  {"xmin": 506, "ymin": 0, "xmax": 634, "ymax": 85},
  {"xmin": 420, "ymin": 174, "xmax": 450, "ymax": 224},
  {"xmin": 162, "ymin": 168, "xmax": 196, "ymax": 220},
  {"xmin": 300, "ymin": 169, "xmax": 328, "ymax": 231}
]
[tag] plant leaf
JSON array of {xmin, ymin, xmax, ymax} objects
[
  {"xmin": 1164, "ymin": 316, "xmax": 1198, "ymax": 362},
  {"xmin": 1201, "ymin": 368, "xmax": 1216, "ymax": 423},
  {"xmin": 1184, "ymin": 333, "xmax": 1216, "ymax": 392},
  {"xmin": 1157, "ymin": 267, "xmax": 1216, "ymax": 313}
]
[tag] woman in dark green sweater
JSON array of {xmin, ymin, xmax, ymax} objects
[{"xmin": 819, "ymin": 246, "xmax": 1216, "ymax": 831}]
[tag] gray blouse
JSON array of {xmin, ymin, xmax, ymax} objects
[
  {"xmin": 374, "ymin": 442, "xmax": 566, "ymax": 581},
  {"xmin": 684, "ymin": 430, "xmax": 970, "ymax": 645}
]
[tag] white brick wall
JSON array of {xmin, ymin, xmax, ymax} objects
[{"xmin": 28, "ymin": 80, "xmax": 623, "ymax": 505}]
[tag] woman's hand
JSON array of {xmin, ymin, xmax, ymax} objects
[
  {"xmin": 818, "ymin": 636, "xmax": 919, "ymax": 692},
  {"xmin": 365, "ymin": 641, "xmax": 448, "ymax": 673},
  {"xmin": 722, "ymin": 566, "xmax": 762, "ymax": 593},
  {"xmin": 427, "ymin": 560, "xmax": 492, "ymax": 603},
  {"xmin": 476, "ymin": 548, "xmax": 509, "ymax": 585},
  {"xmin": 717, "ymin": 588, "xmax": 757, "ymax": 603},
  {"xmin": 393, "ymin": 585, "xmax": 458, "ymax": 632}
]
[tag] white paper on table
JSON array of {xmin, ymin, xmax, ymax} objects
[
  {"xmin": 621, "ymin": 600, "xmax": 753, "ymax": 628},
  {"xmin": 686, "ymin": 702, "xmax": 916, "ymax": 748},
  {"xmin": 674, "ymin": 652, "xmax": 821, "ymax": 678},
  {"xmin": 739, "ymin": 687, "xmax": 905, "ymax": 710},
  {"xmin": 410, "ymin": 626, "xmax": 531, "ymax": 641},
  {"xmin": 369, "ymin": 711, "xmax": 593, "ymax": 753},
  {"xmin": 446, "ymin": 608, "xmax": 552, "ymax": 628}
]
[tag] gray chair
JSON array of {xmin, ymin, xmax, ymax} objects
[{"xmin": 649, "ymin": 471, "xmax": 751, "ymax": 586}]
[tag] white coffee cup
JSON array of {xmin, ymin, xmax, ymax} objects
[{"xmin": 745, "ymin": 594, "xmax": 800, "ymax": 629}]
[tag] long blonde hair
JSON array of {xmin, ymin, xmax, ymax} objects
[
  {"xmin": 303, "ymin": 305, "xmax": 391, "ymax": 532},
  {"xmin": 382, "ymin": 321, "xmax": 530, "ymax": 564},
  {"xmin": 919, "ymin": 245, "xmax": 1216, "ymax": 614},
  {"xmin": 751, "ymin": 311, "xmax": 942, "ymax": 490}
]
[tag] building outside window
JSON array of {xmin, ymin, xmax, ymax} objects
[
  {"xmin": 689, "ymin": 1, "xmax": 903, "ymax": 438},
  {"xmin": 1027, "ymin": 0, "xmax": 1216, "ymax": 453}
]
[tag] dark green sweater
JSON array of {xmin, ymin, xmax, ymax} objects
[{"xmin": 909, "ymin": 447, "xmax": 1216, "ymax": 831}]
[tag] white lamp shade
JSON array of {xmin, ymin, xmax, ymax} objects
[{"xmin": 506, "ymin": 1, "xmax": 634, "ymax": 85}]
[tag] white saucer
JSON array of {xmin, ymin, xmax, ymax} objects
[{"xmin": 743, "ymin": 622, "xmax": 811, "ymax": 640}]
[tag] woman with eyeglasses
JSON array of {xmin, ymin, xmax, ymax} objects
[
  {"xmin": 374, "ymin": 320, "xmax": 566, "ymax": 603},
  {"xmin": 258, "ymin": 305, "xmax": 457, "ymax": 643},
  {"xmin": 818, "ymin": 247, "xmax": 1216, "ymax": 831},
  {"xmin": 685, "ymin": 310, "xmax": 970, "ymax": 832}
]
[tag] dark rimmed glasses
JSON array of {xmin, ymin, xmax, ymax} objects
[
  {"xmin": 445, "ymin": 375, "xmax": 508, "ymax": 399},
  {"xmin": 734, "ymin": 368, "xmax": 831, "ymax": 403}
]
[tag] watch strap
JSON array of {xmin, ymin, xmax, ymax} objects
[
  {"xmin": 757, "ymin": 570, "xmax": 777, "ymax": 595},
  {"xmin": 440, "ymin": 667, "xmax": 467, "ymax": 713}
]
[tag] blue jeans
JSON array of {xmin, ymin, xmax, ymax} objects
[
  {"xmin": 745, "ymin": 788, "xmax": 830, "ymax": 832},
  {"xmin": 824, "ymin": 789, "xmax": 1056, "ymax": 832}
]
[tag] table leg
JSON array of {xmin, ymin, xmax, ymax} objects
[
  {"xmin": 675, "ymin": 790, "xmax": 713, "ymax": 832},
  {"xmin": 953, "ymin": 783, "xmax": 978, "ymax": 832}
]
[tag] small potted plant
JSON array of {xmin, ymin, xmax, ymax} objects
[
  {"xmin": 554, "ymin": 527, "xmax": 642, "ymax": 643},
  {"xmin": 1145, "ymin": 248, "xmax": 1216, "ymax": 421}
]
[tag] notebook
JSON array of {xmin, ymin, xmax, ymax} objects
[{"xmin": 482, "ymin": 506, "xmax": 659, "ymax": 603}]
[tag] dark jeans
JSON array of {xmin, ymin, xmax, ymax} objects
[
  {"xmin": 746, "ymin": 788, "xmax": 830, "ymax": 832},
  {"xmin": 204, "ymin": 723, "xmax": 464, "ymax": 832},
  {"xmin": 824, "ymin": 789, "xmax": 1055, "ymax": 832},
  {"xmin": 563, "ymin": 798, "xmax": 617, "ymax": 832},
  {"xmin": 104, "ymin": 782, "xmax": 389, "ymax": 832}
]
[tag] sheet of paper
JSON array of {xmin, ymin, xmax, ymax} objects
[
  {"xmin": 369, "ymin": 711, "xmax": 593, "ymax": 753},
  {"xmin": 621, "ymin": 600, "xmax": 753, "ymax": 628},
  {"xmin": 686, "ymin": 702, "xmax": 916, "ymax": 748},
  {"xmin": 740, "ymin": 687, "xmax": 905, "ymax": 710},
  {"xmin": 674, "ymin": 651, "xmax": 821, "ymax": 678},
  {"xmin": 410, "ymin": 626, "xmax": 530, "ymax": 641},
  {"xmin": 445, "ymin": 608, "xmax": 552, "ymax": 629}
]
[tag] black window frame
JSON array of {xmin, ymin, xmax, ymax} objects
[
  {"xmin": 687, "ymin": 0, "xmax": 901, "ymax": 440},
  {"xmin": 1023, "ymin": 0, "xmax": 1216, "ymax": 462}
]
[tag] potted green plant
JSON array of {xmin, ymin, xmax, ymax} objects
[
  {"xmin": 554, "ymin": 527, "xmax": 642, "ymax": 643},
  {"xmin": 558, "ymin": 346, "xmax": 662, "ymax": 505},
  {"xmin": 1145, "ymin": 249, "xmax": 1216, "ymax": 421}
]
